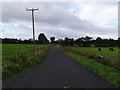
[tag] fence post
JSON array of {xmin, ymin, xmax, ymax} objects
[
  {"xmin": 34, "ymin": 46, "xmax": 36, "ymax": 56},
  {"xmin": 28, "ymin": 49, "xmax": 29, "ymax": 60},
  {"xmin": 16, "ymin": 51, "xmax": 19, "ymax": 60}
]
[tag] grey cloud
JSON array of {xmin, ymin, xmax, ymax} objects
[
  {"xmin": 1, "ymin": 2, "xmax": 70, "ymax": 23},
  {"xmin": 1, "ymin": 2, "xmax": 117, "ymax": 39},
  {"xmin": 10, "ymin": 22, "xmax": 32, "ymax": 31},
  {"xmin": 2, "ymin": 2, "xmax": 31, "ymax": 23},
  {"xmin": 2, "ymin": 2, "xmax": 94, "ymax": 31}
]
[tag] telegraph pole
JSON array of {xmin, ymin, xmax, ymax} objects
[{"xmin": 26, "ymin": 8, "xmax": 39, "ymax": 55}]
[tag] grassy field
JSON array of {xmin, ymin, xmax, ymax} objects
[
  {"xmin": 61, "ymin": 46, "xmax": 119, "ymax": 71},
  {"xmin": 69, "ymin": 47, "xmax": 118, "ymax": 62},
  {"xmin": 2, "ymin": 44, "xmax": 49, "ymax": 81},
  {"xmin": 57, "ymin": 46, "xmax": 120, "ymax": 88},
  {"xmin": 2, "ymin": 44, "xmax": 44, "ymax": 65}
]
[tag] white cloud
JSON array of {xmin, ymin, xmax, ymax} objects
[
  {"xmin": 0, "ymin": 2, "xmax": 118, "ymax": 40},
  {"xmin": 76, "ymin": 2, "xmax": 118, "ymax": 27}
]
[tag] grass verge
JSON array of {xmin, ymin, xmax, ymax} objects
[
  {"xmin": 58, "ymin": 46, "xmax": 119, "ymax": 71},
  {"xmin": 58, "ymin": 46, "xmax": 120, "ymax": 88},
  {"xmin": 2, "ymin": 46, "xmax": 49, "ymax": 81}
]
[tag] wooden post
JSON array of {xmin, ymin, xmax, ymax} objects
[
  {"xmin": 28, "ymin": 49, "xmax": 29, "ymax": 60},
  {"xmin": 34, "ymin": 46, "xmax": 36, "ymax": 56},
  {"xmin": 26, "ymin": 8, "xmax": 39, "ymax": 56},
  {"xmin": 16, "ymin": 51, "xmax": 19, "ymax": 60}
]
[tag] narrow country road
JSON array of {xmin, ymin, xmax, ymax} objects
[{"xmin": 3, "ymin": 46, "xmax": 114, "ymax": 88}]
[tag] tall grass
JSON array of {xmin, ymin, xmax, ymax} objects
[{"xmin": 2, "ymin": 44, "xmax": 49, "ymax": 81}]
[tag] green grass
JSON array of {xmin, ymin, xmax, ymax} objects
[
  {"xmin": 69, "ymin": 47, "xmax": 118, "ymax": 62},
  {"xmin": 2, "ymin": 44, "xmax": 44, "ymax": 63},
  {"xmin": 69, "ymin": 47, "xmax": 119, "ymax": 61},
  {"xmin": 66, "ymin": 52, "xmax": 120, "ymax": 88},
  {"xmin": 62, "ymin": 47, "xmax": 119, "ymax": 71},
  {"xmin": 2, "ymin": 44, "xmax": 49, "ymax": 81},
  {"xmin": 58, "ymin": 46, "xmax": 120, "ymax": 88}
]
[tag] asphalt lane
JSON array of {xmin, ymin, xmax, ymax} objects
[{"xmin": 3, "ymin": 46, "xmax": 115, "ymax": 88}]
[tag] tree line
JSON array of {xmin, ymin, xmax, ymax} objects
[
  {"xmin": 1, "ymin": 33, "xmax": 120, "ymax": 47},
  {"xmin": 55, "ymin": 36, "xmax": 119, "ymax": 47}
]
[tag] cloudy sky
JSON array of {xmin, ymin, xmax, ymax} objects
[{"xmin": 0, "ymin": 0, "xmax": 118, "ymax": 40}]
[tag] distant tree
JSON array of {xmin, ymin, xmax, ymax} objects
[
  {"xmin": 18, "ymin": 39, "xmax": 22, "ymax": 44},
  {"xmin": 64, "ymin": 37, "xmax": 69, "ymax": 46},
  {"xmin": 84, "ymin": 36, "xmax": 92, "ymax": 42},
  {"xmin": 108, "ymin": 38, "xmax": 116, "ymax": 47},
  {"xmin": 95, "ymin": 37, "xmax": 102, "ymax": 47},
  {"xmin": 60, "ymin": 37, "xmax": 74, "ymax": 46},
  {"xmin": 38, "ymin": 33, "xmax": 49, "ymax": 44},
  {"xmin": 82, "ymin": 36, "xmax": 92, "ymax": 47},
  {"xmin": 69, "ymin": 38, "xmax": 74, "ymax": 46},
  {"xmin": 50, "ymin": 37, "xmax": 55, "ymax": 44},
  {"xmin": 75, "ymin": 38, "xmax": 83, "ymax": 47},
  {"xmin": 96, "ymin": 37, "xmax": 102, "ymax": 41},
  {"xmin": 58, "ymin": 39, "xmax": 64, "ymax": 46},
  {"xmin": 2, "ymin": 38, "xmax": 19, "ymax": 44}
]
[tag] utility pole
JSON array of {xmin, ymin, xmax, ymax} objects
[{"xmin": 26, "ymin": 8, "xmax": 39, "ymax": 55}]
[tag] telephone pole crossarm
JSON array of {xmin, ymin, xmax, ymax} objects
[{"xmin": 26, "ymin": 8, "xmax": 39, "ymax": 11}]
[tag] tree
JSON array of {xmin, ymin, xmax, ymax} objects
[
  {"xmin": 95, "ymin": 37, "xmax": 102, "ymax": 47},
  {"xmin": 60, "ymin": 37, "xmax": 74, "ymax": 46},
  {"xmin": 102, "ymin": 39, "xmax": 109, "ymax": 47},
  {"xmin": 63, "ymin": 37, "xmax": 69, "ymax": 46},
  {"xmin": 38, "ymin": 33, "xmax": 49, "ymax": 44},
  {"xmin": 75, "ymin": 38, "xmax": 83, "ymax": 47},
  {"xmin": 50, "ymin": 37, "xmax": 55, "ymax": 44},
  {"xmin": 96, "ymin": 37, "xmax": 102, "ymax": 41},
  {"xmin": 81, "ymin": 36, "xmax": 92, "ymax": 47},
  {"xmin": 84, "ymin": 36, "xmax": 92, "ymax": 42},
  {"xmin": 108, "ymin": 38, "xmax": 116, "ymax": 47}
]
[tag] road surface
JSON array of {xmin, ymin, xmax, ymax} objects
[{"xmin": 3, "ymin": 46, "xmax": 115, "ymax": 88}]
